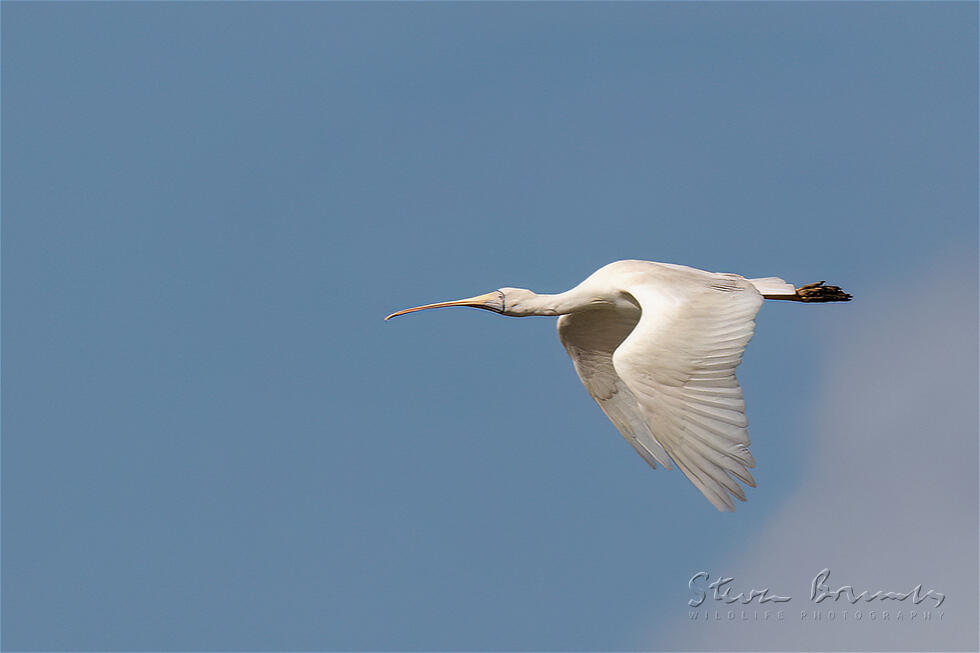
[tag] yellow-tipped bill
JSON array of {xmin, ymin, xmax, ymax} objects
[{"xmin": 385, "ymin": 291, "xmax": 504, "ymax": 321}]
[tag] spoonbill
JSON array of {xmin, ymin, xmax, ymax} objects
[{"xmin": 385, "ymin": 260, "xmax": 851, "ymax": 511}]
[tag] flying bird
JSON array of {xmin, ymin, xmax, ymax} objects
[{"xmin": 385, "ymin": 260, "xmax": 851, "ymax": 511}]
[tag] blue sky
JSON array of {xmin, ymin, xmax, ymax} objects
[{"xmin": 2, "ymin": 3, "xmax": 976, "ymax": 651}]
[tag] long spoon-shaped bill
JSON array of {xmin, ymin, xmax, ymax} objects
[{"xmin": 384, "ymin": 291, "xmax": 504, "ymax": 321}]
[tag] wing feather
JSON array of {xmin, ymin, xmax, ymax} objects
[
  {"xmin": 558, "ymin": 309, "xmax": 673, "ymax": 470},
  {"xmin": 610, "ymin": 268, "xmax": 764, "ymax": 511}
]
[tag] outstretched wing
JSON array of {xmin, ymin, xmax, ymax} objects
[
  {"xmin": 612, "ymin": 271, "xmax": 763, "ymax": 511},
  {"xmin": 558, "ymin": 309, "xmax": 673, "ymax": 470}
]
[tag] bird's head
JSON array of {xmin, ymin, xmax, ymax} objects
[{"xmin": 384, "ymin": 287, "xmax": 538, "ymax": 320}]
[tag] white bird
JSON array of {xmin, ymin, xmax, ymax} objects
[{"xmin": 385, "ymin": 260, "xmax": 851, "ymax": 511}]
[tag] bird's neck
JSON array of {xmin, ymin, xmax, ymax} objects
[{"xmin": 518, "ymin": 288, "xmax": 597, "ymax": 316}]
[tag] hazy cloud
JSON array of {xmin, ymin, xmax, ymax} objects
[{"xmin": 658, "ymin": 254, "xmax": 978, "ymax": 651}]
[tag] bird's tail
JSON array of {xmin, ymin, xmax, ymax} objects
[{"xmin": 749, "ymin": 277, "xmax": 852, "ymax": 302}]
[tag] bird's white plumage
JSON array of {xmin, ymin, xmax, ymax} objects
[
  {"xmin": 560, "ymin": 261, "xmax": 761, "ymax": 511},
  {"xmin": 388, "ymin": 258, "xmax": 849, "ymax": 511},
  {"xmin": 558, "ymin": 308, "xmax": 673, "ymax": 470},
  {"xmin": 748, "ymin": 276, "xmax": 798, "ymax": 297}
]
